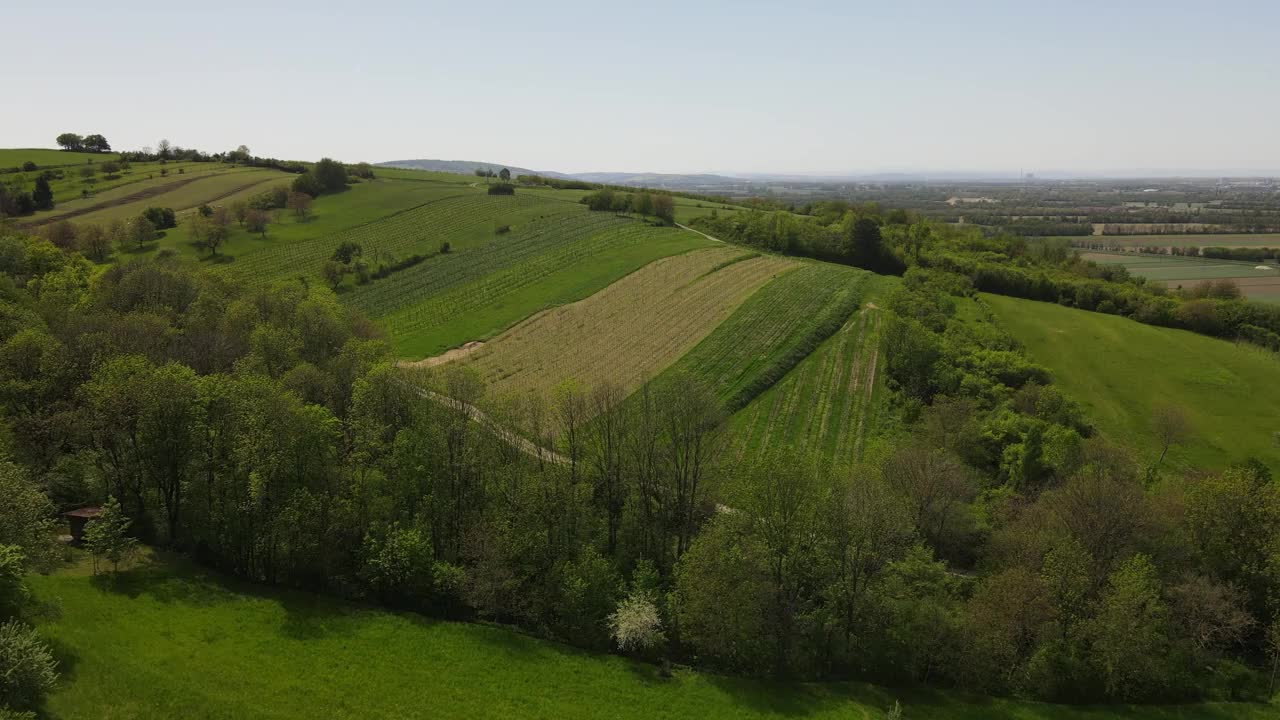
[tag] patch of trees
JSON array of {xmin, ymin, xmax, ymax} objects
[
  {"xmin": 55, "ymin": 132, "xmax": 111, "ymax": 153},
  {"xmin": 581, "ymin": 189, "xmax": 674, "ymax": 224},
  {"xmin": 292, "ymin": 158, "xmax": 349, "ymax": 198},
  {"xmin": 142, "ymin": 207, "xmax": 177, "ymax": 230},
  {"xmin": 486, "ymin": 183, "xmax": 515, "ymax": 196}
]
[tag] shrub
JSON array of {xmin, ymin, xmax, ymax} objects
[
  {"xmin": 0, "ymin": 620, "xmax": 57, "ymax": 712},
  {"xmin": 142, "ymin": 207, "xmax": 177, "ymax": 229},
  {"xmin": 486, "ymin": 183, "xmax": 515, "ymax": 196},
  {"xmin": 291, "ymin": 172, "xmax": 323, "ymax": 198},
  {"xmin": 19, "ymin": 162, "xmax": 36, "ymax": 172},
  {"xmin": 439, "ymin": 242, "xmax": 451, "ymax": 254}
]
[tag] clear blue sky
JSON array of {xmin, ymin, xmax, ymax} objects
[{"xmin": 5, "ymin": 0, "xmax": 1278, "ymax": 175}]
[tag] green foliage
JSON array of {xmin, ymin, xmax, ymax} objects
[
  {"xmin": 142, "ymin": 206, "xmax": 176, "ymax": 229},
  {"xmin": 30, "ymin": 178, "xmax": 52, "ymax": 211},
  {"xmin": 312, "ymin": 158, "xmax": 348, "ymax": 194},
  {"xmin": 291, "ymin": 171, "xmax": 323, "ymax": 197},
  {"xmin": 0, "ymin": 620, "xmax": 57, "ymax": 712},
  {"xmin": 83, "ymin": 497, "xmax": 137, "ymax": 574}
]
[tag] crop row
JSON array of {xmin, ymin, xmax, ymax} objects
[
  {"xmin": 728, "ymin": 306, "xmax": 885, "ymax": 467},
  {"xmin": 664, "ymin": 262, "xmax": 871, "ymax": 407},
  {"xmin": 345, "ymin": 213, "xmax": 632, "ymax": 319},
  {"xmin": 462, "ymin": 249, "xmax": 794, "ymax": 408},
  {"xmin": 380, "ymin": 222, "xmax": 677, "ymax": 336},
  {"xmin": 240, "ymin": 192, "xmax": 553, "ymax": 282}
]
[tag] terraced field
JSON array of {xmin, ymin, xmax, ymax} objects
[
  {"xmin": 462, "ymin": 248, "xmax": 795, "ymax": 403},
  {"xmin": 657, "ymin": 262, "xmax": 872, "ymax": 409},
  {"xmin": 236, "ymin": 190, "xmax": 564, "ymax": 283},
  {"xmin": 363, "ymin": 218, "xmax": 711, "ymax": 356},
  {"xmin": 729, "ymin": 301, "xmax": 888, "ymax": 468}
]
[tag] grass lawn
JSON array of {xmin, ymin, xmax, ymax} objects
[
  {"xmin": 27, "ymin": 551, "xmax": 1275, "ymax": 720},
  {"xmin": 985, "ymin": 294, "xmax": 1280, "ymax": 475}
]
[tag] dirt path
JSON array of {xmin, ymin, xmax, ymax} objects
[
  {"xmin": 403, "ymin": 383, "xmax": 569, "ymax": 466},
  {"xmin": 398, "ymin": 341, "xmax": 485, "ymax": 370},
  {"xmin": 675, "ymin": 222, "xmax": 725, "ymax": 244}
]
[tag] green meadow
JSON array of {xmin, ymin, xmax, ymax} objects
[
  {"xmin": 985, "ymin": 293, "xmax": 1280, "ymax": 474},
  {"xmin": 28, "ymin": 552, "xmax": 1273, "ymax": 720}
]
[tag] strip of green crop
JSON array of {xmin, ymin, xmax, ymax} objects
[{"xmin": 655, "ymin": 262, "xmax": 871, "ymax": 410}]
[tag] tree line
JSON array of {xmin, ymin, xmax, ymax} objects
[{"xmin": 691, "ymin": 209, "xmax": 1280, "ymax": 352}]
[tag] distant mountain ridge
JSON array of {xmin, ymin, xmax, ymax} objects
[{"xmin": 376, "ymin": 159, "xmax": 753, "ymax": 189}]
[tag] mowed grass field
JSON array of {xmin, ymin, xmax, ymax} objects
[
  {"xmin": 986, "ymin": 294, "xmax": 1280, "ymax": 474},
  {"xmin": 1081, "ymin": 251, "xmax": 1280, "ymax": 302},
  {"xmin": 28, "ymin": 552, "xmax": 1273, "ymax": 720},
  {"xmin": 461, "ymin": 248, "xmax": 795, "ymax": 403}
]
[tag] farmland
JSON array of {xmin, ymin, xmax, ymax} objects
[
  {"xmin": 986, "ymin": 293, "xmax": 1280, "ymax": 474},
  {"xmin": 1067, "ymin": 232, "xmax": 1280, "ymax": 249},
  {"xmin": 460, "ymin": 248, "xmax": 795, "ymax": 403},
  {"xmin": 656, "ymin": 262, "xmax": 875, "ymax": 409},
  {"xmin": 366, "ymin": 219, "xmax": 712, "ymax": 357},
  {"xmin": 30, "ymin": 551, "xmax": 1269, "ymax": 720},
  {"xmin": 728, "ymin": 290, "xmax": 891, "ymax": 467},
  {"xmin": 1081, "ymin": 251, "xmax": 1280, "ymax": 302}
]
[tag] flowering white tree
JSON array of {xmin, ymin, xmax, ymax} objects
[{"xmin": 607, "ymin": 592, "xmax": 665, "ymax": 652}]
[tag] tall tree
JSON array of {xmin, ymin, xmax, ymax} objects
[{"xmin": 54, "ymin": 133, "xmax": 83, "ymax": 151}]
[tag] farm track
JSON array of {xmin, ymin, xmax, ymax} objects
[{"xmin": 402, "ymin": 384, "xmax": 568, "ymax": 465}]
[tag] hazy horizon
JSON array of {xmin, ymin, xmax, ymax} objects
[{"xmin": 6, "ymin": 0, "xmax": 1279, "ymax": 176}]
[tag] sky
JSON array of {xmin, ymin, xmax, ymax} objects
[{"xmin": 5, "ymin": 0, "xmax": 1280, "ymax": 176}]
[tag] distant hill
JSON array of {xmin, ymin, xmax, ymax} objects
[
  {"xmin": 377, "ymin": 159, "xmax": 571, "ymax": 179},
  {"xmin": 572, "ymin": 172, "xmax": 750, "ymax": 189}
]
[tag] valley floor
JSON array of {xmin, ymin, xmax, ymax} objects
[{"xmin": 28, "ymin": 552, "xmax": 1277, "ymax": 720}]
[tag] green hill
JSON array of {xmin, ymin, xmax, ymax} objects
[{"xmin": 985, "ymin": 294, "xmax": 1280, "ymax": 474}]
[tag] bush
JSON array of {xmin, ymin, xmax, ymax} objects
[
  {"xmin": 291, "ymin": 172, "xmax": 323, "ymax": 198},
  {"xmin": 142, "ymin": 207, "xmax": 177, "ymax": 229},
  {"xmin": 312, "ymin": 158, "xmax": 348, "ymax": 194},
  {"xmin": 439, "ymin": 242, "xmax": 451, "ymax": 254},
  {"xmin": 19, "ymin": 162, "xmax": 36, "ymax": 172},
  {"xmin": 0, "ymin": 620, "xmax": 57, "ymax": 712},
  {"xmin": 486, "ymin": 183, "xmax": 515, "ymax": 196}
]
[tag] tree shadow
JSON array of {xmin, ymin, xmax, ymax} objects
[{"xmin": 196, "ymin": 253, "xmax": 235, "ymax": 265}]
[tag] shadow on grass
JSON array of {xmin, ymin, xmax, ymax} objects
[
  {"xmin": 197, "ymin": 253, "xmax": 235, "ymax": 264},
  {"xmin": 86, "ymin": 551, "xmax": 360, "ymax": 641}
]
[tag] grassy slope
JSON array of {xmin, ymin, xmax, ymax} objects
[
  {"xmin": 0, "ymin": 148, "xmax": 119, "ymax": 168},
  {"xmin": 985, "ymin": 294, "xmax": 1280, "ymax": 474},
  {"xmin": 29, "ymin": 553, "xmax": 1272, "ymax": 720}
]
